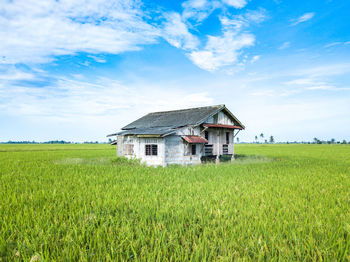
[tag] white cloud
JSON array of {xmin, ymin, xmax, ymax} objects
[
  {"xmin": 187, "ymin": 9, "xmax": 265, "ymax": 71},
  {"xmin": 87, "ymin": 55, "xmax": 107, "ymax": 63},
  {"xmin": 0, "ymin": 0, "xmax": 160, "ymax": 64},
  {"xmin": 250, "ymin": 55, "xmax": 260, "ymax": 63},
  {"xmin": 181, "ymin": 0, "xmax": 248, "ymax": 23},
  {"xmin": 291, "ymin": 12, "xmax": 315, "ymax": 26},
  {"xmin": 0, "ymin": 75, "xmax": 213, "ymax": 125},
  {"xmin": 279, "ymin": 41, "xmax": 290, "ymax": 50},
  {"xmin": 285, "ymin": 78, "xmax": 336, "ymax": 91},
  {"xmin": 162, "ymin": 12, "xmax": 199, "ymax": 50},
  {"xmin": 222, "ymin": 0, "xmax": 248, "ymax": 9},
  {"xmin": 306, "ymin": 85, "xmax": 335, "ymax": 90},
  {"xmin": 188, "ymin": 31, "xmax": 254, "ymax": 71},
  {"xmin": 295, "ymin": 63, "xmax": 350, "ymax": 78},
  {"xmin": 181, "ymin": 0, "xmax": 219, "ymax": 22},
  {"xmin": 324, "ymin": 42, "xmax": 342, "ymax": 48},
  {"xmin": 0, "ymin": 0, "xmax": 263, "ymax": 72},
  {"xmin": 284, "ymin": 78, "xmax": 321, "ymax": 86},
  {"xmin": 220, "ymin": 8, "xmax": 266, "ymax": 30},
  {"xmin": 0, "ymin": 66, "xmax": 37, "ymax": 81}
]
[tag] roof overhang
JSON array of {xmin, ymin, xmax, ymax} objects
[
  {"xmin": 203, "ymin": 123, "xmax": 244, "ymax": 130},
  {"xmin": 182, "ymin": 135, "xmax": 208, "ymax": 144}
]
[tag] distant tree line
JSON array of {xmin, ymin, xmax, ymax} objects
[
  {"xmin": 236, "ymin": 133, "xmax": 349, "ymax": 144},
  {"xmin": 0, "ymin": 141, "xmax": 108, "ymax": 144},
  {"xmin": 312, "ymin": 138, "xmax": 348, "ymax": 144}
]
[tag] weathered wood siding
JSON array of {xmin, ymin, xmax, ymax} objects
[
  {"xmin": 164, "ymin": 135, "xmax": 201, "ymax": 166},
  {"xmin": 206, "ymin": 112, "xmax": 234, "ymax": 125}
]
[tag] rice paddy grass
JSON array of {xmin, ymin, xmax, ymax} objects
[{"xmin": 0, "ymin": 144, "xmax": 349, "ymax": 261}]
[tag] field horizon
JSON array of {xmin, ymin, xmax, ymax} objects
[{"xmin": 1, "ymin": 144, "xmax": 349, "ymax": 260}]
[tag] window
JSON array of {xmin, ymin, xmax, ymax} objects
[
  {"xmin": 204, "ymin": 144, "xmax": 213, "ymax": 155},
  {"xmin": 123, "ymin": 144, "xmax": 134, "ymax": 155},
  {"xmin": 145, "ymin": 144, "xmax": 157, "ymax": 156},
  {"xmin": 226, "ymin": 132, "xmax": 230, "ymax": 144},
  {"xmin": 191, "ymin": 144, "xmax": 196, "ymax": 155},
  {"xmin": 223, "ymin": 144, "xmax": 228, "ymax": 154},
  {"xmin": 205, "ymin": 131, "xmax": 209, "ymax": 140}
]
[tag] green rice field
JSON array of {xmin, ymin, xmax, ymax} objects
[{"xmin": 0, "ymin": 144, "xmax": 349, "ymax": 261}]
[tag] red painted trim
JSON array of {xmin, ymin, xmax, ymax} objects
[{"xmin": 182, "ymin": 136, "xmax": 208, "ymax": 144}]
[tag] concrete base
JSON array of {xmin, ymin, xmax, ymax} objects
[
  {"xmin": 231, "ymin": 154, "xmax": 235, "ymax": 161},
  {"xmin": 215, "ymin": 155, "xmax": 220, "ymax": 164}
]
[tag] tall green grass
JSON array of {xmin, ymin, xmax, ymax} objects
[{"xmin": 0, "ymin": 144, "xmax": 349, "ymax": 261}]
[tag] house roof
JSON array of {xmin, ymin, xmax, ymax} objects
[
  {"xmin": 182, "ymin": 135, "xmax": 208, "ymax": 144},
  {"xmin": 122, "ymin": 104, "xmax": 244, "ymax": 129},
  {"xmin": 110, "ymin": 127, "xmax": 176, "ymax": 137},
  {"xmin": 107, "ymin": 104, "xmax": 245, "ymax": 137}
]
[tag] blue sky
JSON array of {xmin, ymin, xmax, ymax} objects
[{"xmin": 1, "ymin": 0, "xmax": 350, "ymax": 142}]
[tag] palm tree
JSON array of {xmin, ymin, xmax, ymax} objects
[
  {"xmin": 269, "ymin": 136, "xmax": 275, "ymax": 144},
  {"xmin": 255, "ymin": 135, "xmax": 258, "ymax": 143},
  {"xmin": 260, "ymin": 133, "xmax": 264, "ymax": 143},
  {"xmin": 236, "ymin": 137, "xmax": 240, "ymax": 143}
]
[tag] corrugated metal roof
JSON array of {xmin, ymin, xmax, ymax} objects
[
  {"xmin": 122, "ymin": 105, "xmax": 225, "ymax": 130},
  {"xmin": 107, "ymin": 104, "xmax": 245, "ymax": 137},
  {"xmin": 182, "ymin": 136, "xmax": 208, "ymax": 144},
  {"xmin": 115, "ymin": 127, "xmax": 175, "ymax": 136},
  {"xmin": 203, "ymin": 124, "xmax": 244, "ymax": 130}
]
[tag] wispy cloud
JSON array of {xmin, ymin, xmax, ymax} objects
[
  {"xmin": 291, "ymin": 12, "xmax": 315, "ymax": 26},
  {"xmin": 87, "ymin": 55, "xmax": 107, "ymax": 63},
  {"xmin": 0, "ymin": 0, "xmax": 261, "ymax": 73},
  {"xmin": 181, "ymin": 0, "xmax": 249, "ymax": 23},
  {"xmin": 162, "ymin": 12, "xmax": 199, "ymax": 50},
  {"xmin": 0, "ymin": 73, "xmax": 213, "ymax": 124},
  {"xmin": 188, "ymin": 32, "xmax": 255, "ymax": 71},
  {"xmin": 187, "ymin": 9, "xmax": 266, "ymax": 71},
  {"xmin": 222, "ymin": 0, "xmax": 248, "ymax": 9},
  {"xmin": 181, "ymin": 0, "xmax": 220, "ymax": 22},
  {"xmin": 0, "ymin": 66, "xmax": 37, "ymax": 81},
  {"xmin": 324, "ymin": 41, "xmax": 350, "ymax": 48},
  {"xmin": 250, "ymin": 55, "xmax": 260, "ymax": 63},
  {"xmin": 279, "ymin": 41, "xmax": 291, "ymax": 50},
  {"xmin": 0, "ymin": 0, "xmax": 160, "ymax": 65}
]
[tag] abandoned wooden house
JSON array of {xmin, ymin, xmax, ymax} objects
[{"xmin": 107, "ymin": 105, "xmax": 244, "ymax": 166}]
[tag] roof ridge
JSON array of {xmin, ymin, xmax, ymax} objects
[{"xmin": 147, "ymin": 104, "xmax": 225, "ymax": 115}]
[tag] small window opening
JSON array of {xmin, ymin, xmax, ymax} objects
[
  {"xmin": 145, "ymin": 144, "xmax": 157, "ymax": 156},
  {"xmin": 191, "ymin": 144, "xmax": 196, "ymax": 155}
]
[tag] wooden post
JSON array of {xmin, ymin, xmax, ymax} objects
[
  {"xmin": 231, "ymin": 154, "xmax": 235, "ymax": 161},
  {"xmin": 216, "ymin": 155, "xmax": 220, "ymax": 164}
]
